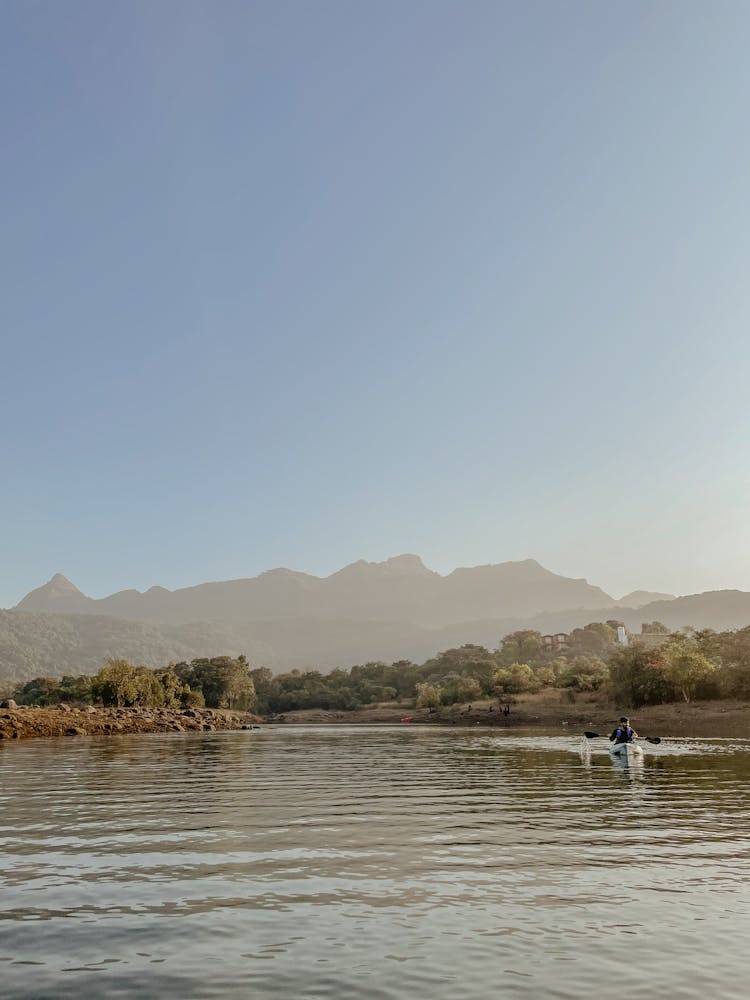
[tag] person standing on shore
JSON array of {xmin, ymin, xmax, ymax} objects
[{"xmin": 609, "ymin": 717, "xmax": 638, "ymax": 744}]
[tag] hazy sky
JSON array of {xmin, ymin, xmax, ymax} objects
[{"xmin": 3, "ymin": 0, "xmax": 750, "ymax": 608}]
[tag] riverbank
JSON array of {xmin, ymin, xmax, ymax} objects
[
  {"xmin": 2, "ymin": 693, "xmax": 747, "ymax": 741},
  {"xmin": 269, "ymin": 693, "xmax": 750, "ymax": 739},
  {"xmin": 0, "ymin": 703, "xmax": 257, "ymax": 740}
]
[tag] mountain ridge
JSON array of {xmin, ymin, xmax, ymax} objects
[{"xmin": 15, "ymin": 555, "xmax": 620, "ymax": 625}]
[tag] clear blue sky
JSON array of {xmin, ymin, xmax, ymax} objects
[{"xmin": 3, "ymin": 0, "xmax": 750, "ymax": 608}]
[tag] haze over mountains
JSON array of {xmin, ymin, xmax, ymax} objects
[
  {"xmin": 3, "ymin": 555, "xmax": 750, "ymax": 684},
  {"xmin": 17, "ymin": 556, "xmax": 653, "ymax": 624}
]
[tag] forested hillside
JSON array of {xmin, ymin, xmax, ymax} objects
[
  {"xmin": 0, "ymin": 610, "xmax": 272, "ymax": 683},
  {"xmin": 5, "ymin": 584, "xmax": 750, "ymax": 685},
  {"xmin": 10, "ymin": 624, "xmax": 750, "ymax": 714}
]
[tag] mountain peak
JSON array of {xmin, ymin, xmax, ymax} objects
[
  {"xmin": 330, "ymin": 554, "xmax": 434, "ymax": 580},
  {"xmin": 44, "ymin": 573, "xmax": 83, "ymax": 595},
  {"xmin": 382, "ymin": 554, "xmax": 432, "ymax": 575},
  {"xmin": 15, "ymin": 573, "xmax": 88, "ymax": 611},
  {"xmin": 617, "ymin": 589, "xmax": 677, "ymax": 608}
]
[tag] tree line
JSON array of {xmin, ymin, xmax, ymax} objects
[
  {"xmin": 10, "ymin": 622, "xmax": 750, "ymax": 712},
  {"xmin": 13, "ymin": 655, "xmax": 256, "ymax": 711}
]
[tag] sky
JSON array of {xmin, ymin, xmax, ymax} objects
[{"xmin": 3, "ymin": 0, "xmax": 750, "ymax": 608}]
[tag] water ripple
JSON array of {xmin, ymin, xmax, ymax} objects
[{"xmin": 1, "ymin": 728, "xmax": 750, "ymax": 998}]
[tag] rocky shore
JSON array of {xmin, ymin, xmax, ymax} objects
[{"xmin": 0, "ymin": 702, "xmax": 258, "ymax": 741}]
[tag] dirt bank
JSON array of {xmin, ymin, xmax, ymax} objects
[
  {"xmin": 265, "ymin": 692, "xmax": 604, "ymax": 729},
  {"xmin": 268, "ymin": 694, "xmax": 750, "ymax": 739},
  {"xmin": 614, "ymin": 699, "xmax": 750, "ymax": 739},
  {"xmin": 0, "ymin": 704, "xmax": 258, "ymax": 741}
]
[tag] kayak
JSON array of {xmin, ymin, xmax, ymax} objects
[{"xmin": 609, "ymin": 742, "xmax": 644, "ymax": 761}]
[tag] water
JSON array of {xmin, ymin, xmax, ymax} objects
[{"xmin": 1, "ymin": 726, "xmax": 749, "ymax": 999}]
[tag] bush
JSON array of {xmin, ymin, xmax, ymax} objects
[
  {"xmin": 559, "ymin": 655, "xmax": 608, "ymax": 691},
  {"xmin": 493, "ymin": 662, "xmax": 538, "ymax": 695}
]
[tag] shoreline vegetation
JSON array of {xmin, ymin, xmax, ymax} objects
[{"xmin": 2, "ymin": 620, "xmax": 750, "ymax": 741}]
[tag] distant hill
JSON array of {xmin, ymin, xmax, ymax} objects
[
  {"xmin": 6, "ymin": 556, "xmax": 750, "ymax": 686},
  {"xmin": 616, "ymin": 590, "xmax": 676, "ymax": 608},
  {"xmin": 15, "ymin": 556, "xmax": 618, "ymax": 625},
  {"xmin": 3, "ymin": 589, "xmax": 750, "ymax": 685},
  {"xmin": 622, "ymin": 590, "xmax": 750, "ymax": 633},
  {"xmin": 0, "ymin": 610, "xmax": 276, "ymax": 684}
]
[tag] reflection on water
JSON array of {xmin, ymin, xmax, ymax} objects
[{"xmin": 1, "ymin": 727, "xmax": 749, "ymax": 999}]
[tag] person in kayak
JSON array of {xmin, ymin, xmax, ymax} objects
[{"xmin": 609, "ymin": 717, "xmax": 638, "ymax": 744}]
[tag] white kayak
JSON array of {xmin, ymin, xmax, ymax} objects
[{"xmin": 609, "ymin": 741, "xmax": 644, "ymax": 760}]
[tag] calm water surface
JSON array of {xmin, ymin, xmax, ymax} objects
[{"xmin": 1, "ymin": 726, "xmax": 749, "ymax": 998}]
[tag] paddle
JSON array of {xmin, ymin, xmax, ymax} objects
[{"xmin": 584, "ymin": 730, "xmax": 661, "ymax": 745}]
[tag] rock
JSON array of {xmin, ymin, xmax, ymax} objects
[
  {"xmin": 0, "ymin": 699, "xmax": 17, "ymax": 709},
  {"xmin": 65, "ymin": 727, "xmax": 86, "ymax": 736}
]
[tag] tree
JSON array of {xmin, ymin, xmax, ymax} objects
[
  {"xmin": 700, "ymin": 626, "xmax": 750, "ymax": 698},
  {"xmin": 438, "ymin": 673, "xmax": 482, "ymax": 705},
  {"xmin": 157, "ymin": 668, "xmax": 184, "ymax": 709},
  {"xmin": 641, "ymin": 621, "xmax": 671, "ymax": 635},
  {"xmin": 420, "ymin": 646, "xmax": 497, "ymax": 692},
  {"xmin": 219, "ymin": 659, "xmax": 256, "ymax": 710},
  {"xmin": 179, "ymin": 656, "xmax": 256, "ymax": 710},
  {"xmin": 13, "ymin": 676, "xmax": 63, "ymax": 706},
  {"xmin": 58, "ymin": 674, "xmax": 93, "ymax": 704},
  {"xmin": 608, "ymin": 646, "xmax": 674, "ymax": 707},
  {"xmin": 531, "ymin": 664, "xmax": 557, "ymax": 689},
  {"xmin": 250, "ymin": 667, "xmax": 275, "ymax": 713},
  {"xmin": 497, "ymin": 631, "xmax": 544, "ymax": 667},
  {"xmin": 567, "ymin": 623, "xmax": 617, "ymax": 657},
  {"xmin": 559, "ymin": 655, "xmax": 609, "ymax": 691},
  {"xmin": 181, "ymin": 685, "xmax": 205, "ymax": 709},
  {"xmin": 92, "ymin": 659, "xmax": 140, "ymax": 707},
  {"xmin": 133, "ymin": 667, "xmax": 165, "ymax": 708},
  {"xmin": 388, "ymin": 660, "xmax": 420, "ymax": 698},
  {"xmin": 415, "ymin": 682, "xmax": 441, "ymax": 708},
  {"xmin": 661, "ymin": 641, "xmax": 717, "ymax": 703},
  {"xmin": 493, "ymin": 662, "xmax": 538, "ymax": 695}
]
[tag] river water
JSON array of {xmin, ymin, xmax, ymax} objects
[{"xmin": 1, "ymin": 726, "xmax": 749, "ymax": 999}]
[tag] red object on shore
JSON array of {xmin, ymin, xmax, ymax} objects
[{"xmin": 401, "ymin": 716, "xmax": 413, "ymax": 723}]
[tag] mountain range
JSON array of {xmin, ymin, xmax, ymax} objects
[
  {"xmin": 15, "ymin": 556, "xmax": 669, "ymax": 623},
  {"xmin": 2, "ymin": 554, "xmax": 748, "ymax": 684}
]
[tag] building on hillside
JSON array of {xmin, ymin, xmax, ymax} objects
[
  {"xmin": 632, "ymin": 624, "xmax": 671, "ymax": 648},
  {"xmin": 542, "ymin": 633, "xmax": 569, "ymax": 652}
]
